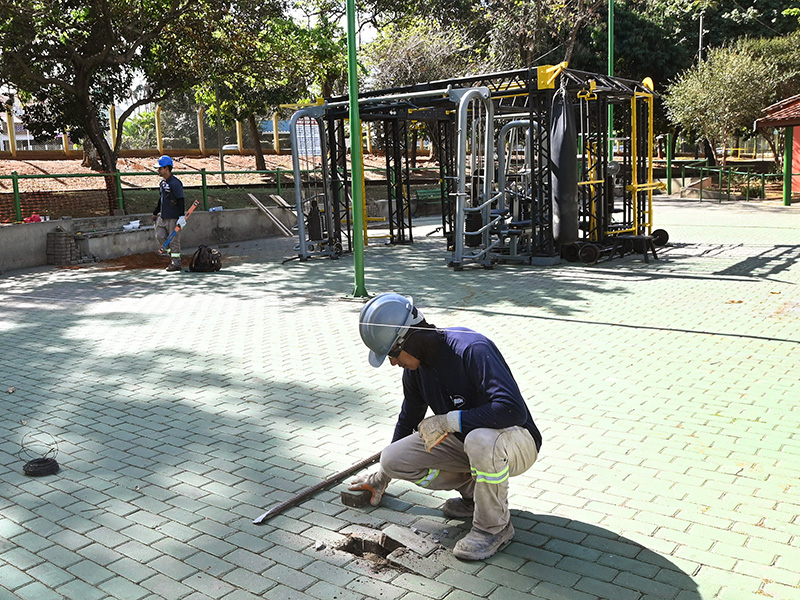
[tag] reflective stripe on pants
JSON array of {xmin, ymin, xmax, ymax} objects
[{"xmin": 380, "ymin": 426, "xmax": 538, "ymax": 534}]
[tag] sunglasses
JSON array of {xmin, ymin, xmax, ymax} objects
[
  {"xmin": 388, "ymin": 329, "xmax": 418, "ymax": 359},
  {"xmin": 387, "ymin": 338, "xmax": 405, "ymax": 359}
]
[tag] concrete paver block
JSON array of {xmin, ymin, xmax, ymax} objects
[{"xmin": 381, "ymin": 524, "xmax": 439, "ymax": 557}]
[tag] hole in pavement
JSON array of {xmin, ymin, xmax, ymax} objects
[{"xmin": 336, "ymin": 534, "xmax": 406, "ymax": 569}]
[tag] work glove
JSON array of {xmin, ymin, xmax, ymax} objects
[
  {"xmin": 349, "ymin": 467, "xmax": 391, "ymax": 506},
  {"xmin": 177, "ymin": 216, "xmax": 187, "ymax": 228},
  {"xmin": 418, "ymin": 411, "xmax": 462, "ymax": 452}
]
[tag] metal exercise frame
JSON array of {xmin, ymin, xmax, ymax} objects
[{"xmin": 288, "ymin": 65, "xmax": 662, "ymax": 267}]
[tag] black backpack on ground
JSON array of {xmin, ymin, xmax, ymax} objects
[{"xmin": 189, "ymin": 245, "xmax": 222, "ymax": 272}]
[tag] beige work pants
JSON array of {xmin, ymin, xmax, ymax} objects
[
  {"xmin": 155, "ymin": 216, "xmax": 181, "ymax": 265},
  {"xmin": 380, "ymin": 426, "xmax": 538, "ymax": 535}
]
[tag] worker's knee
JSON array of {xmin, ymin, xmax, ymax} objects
[
  {"xmin": 465, "ymin": 426, "xmax": 537, "ymax": 477},
  {"xmin": 378, "ymin": 440, "xmax": 406, "ymax": 478},
  {"xmin": 463, "ymin": 428, "xmax": 503, "ymax": 460}
]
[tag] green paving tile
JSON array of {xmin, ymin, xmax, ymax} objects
[{"xmin": 2, "ymin": 204, "xmax": 800, "ymax": 600}]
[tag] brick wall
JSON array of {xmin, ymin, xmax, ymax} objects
[{"xmin": 0, "ymin": 189, "xmax": 113, "ymax": 223}]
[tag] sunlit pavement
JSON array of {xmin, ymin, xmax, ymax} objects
[{"xmin": 1, "ymin": 197, "xmax": 798, "ymax": 600}]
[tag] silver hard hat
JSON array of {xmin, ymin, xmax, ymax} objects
[{"xmin": 359, "ymin": 293, "xmax": 423, "ymax": 367}]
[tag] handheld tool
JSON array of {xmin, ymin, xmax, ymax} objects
[
  {"xmin": 158, "ymin": 198, "xmax": 200, "ymax": 255},
  {"xmin": 253, "ymin": 450, "xmax": 381, "ymax": 525}
]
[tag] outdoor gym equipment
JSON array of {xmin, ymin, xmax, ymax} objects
[
  {"xmin": 290, "ymin": 107, "xmax": 343, "ymax": 260},
  {"xmin": 287, "ymin": 64, "xmax": 668, "ymax": 267}
]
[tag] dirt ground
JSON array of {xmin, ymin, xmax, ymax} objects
[{"xmin": 0, "ymin": 153, "xmax": 437, "ymax": 193}]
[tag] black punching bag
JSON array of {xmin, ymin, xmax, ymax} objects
[
  {"xmin": 550, "ymin": 87, "xmax": 579, "ymax": 245},
  {"xmin": 307, "ymin": 199, "xmax": 323, "ymax": 241}
]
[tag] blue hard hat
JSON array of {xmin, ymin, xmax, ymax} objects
[{"xmin": 156, "ymin": 155, "xmax": 173, "ymax": 168}]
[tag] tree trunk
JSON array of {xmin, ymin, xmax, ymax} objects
[
  {"xmin": 249, "ymin": 113, "xmax": 266, "ymax": 171},
  {"xmin": 703, "ymin": 139, "xmax": 717, "ymax": 167},
  {"xmin": 669, "ymin": 127, "xmax": 679, "ymax": 162},
  {"xmin": 81, "ymin": 140, "xmax": 103, "ymax": 171},
  {"xmin": 82, "ymin": 107, "xmax": 120, "ymax": 214}
]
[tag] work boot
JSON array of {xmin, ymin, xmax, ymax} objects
[
  {"xmin": 165, "ymin": 263, "xmax": 181, "ymax": 272},
  {"xmin": 442, "ymin": 497, "xmax": 475, "ymax": 519},
  {"xmin": 453, "ymin": 522, "xmax": 514, "ymax": 561}
]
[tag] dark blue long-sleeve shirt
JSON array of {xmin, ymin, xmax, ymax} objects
[
  {"xmin": 152, "ymin": 174, "xmax": 185, "ymax": 219},
  {"xmin": 393, "ymin": 327, "xmax": 542, "ymax": 451}
]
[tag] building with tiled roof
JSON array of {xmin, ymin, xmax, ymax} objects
[{"xmin": 754, "ymin": 94, "xmax": 800, "ymax": 204}]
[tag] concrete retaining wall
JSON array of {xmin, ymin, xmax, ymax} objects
[{"xmin": 0, "ymin": 207, "xmax": 296, "ymax": 273}]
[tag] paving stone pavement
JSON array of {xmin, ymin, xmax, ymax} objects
[{"xmin": 0, "ymin": 197, "xmax": 798, "ymax": 600}]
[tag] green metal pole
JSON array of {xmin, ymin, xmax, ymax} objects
[
  {"xmin": 12, "ymin": 171, "xmax": 21, "ymax": 221},
  {"xmin": 276, "ymin": 167, "xmax": 282, "ymax": 196},
  {"xmin": 201, "ymin": 169, "xmax": 209, "ymax": 210},
  {"xmin": 608, "ymin": 0, "xmax": 615, "ymax": 158},
  {"xmin": 699, "ymin": 167, "xmax": 703, "ymax": 201},
  {"xmin": 115, "ymin": 170, "xmax": 124, "ymax": 211},
  {"xmin": 666, "ymin": 133, "xmax": 673, "ymax": 195},
  {"xmin": 346, "ymin": 0, "xmax": 368, "ymax": 298},
  {"xmin": 726, "ymin": 168, "xmax": 731, "ymax": 201},
  {"xmin": 783, "ymin": 126, "xmax": 793, "ymax": 206}
]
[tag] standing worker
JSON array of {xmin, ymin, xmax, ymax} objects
[
  {"xmin": 152, "ymin": 155, "xmax": 186, "ymax": 272},
  {"xmin": 350, "ymin": 293, "xmax": 542, "ymax": 561}
]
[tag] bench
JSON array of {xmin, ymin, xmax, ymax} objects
[
  {"xmin": 413, "ymin": 188, "xmax": 443, "ymax": 216},
  {"xmin": 607, "ymin": 234, "xmax": 658, "ymax": 264}
]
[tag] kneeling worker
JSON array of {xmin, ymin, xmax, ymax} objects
[{"xmin": 350, "ymin": 293, "xmax": 542, "ymax": 560}]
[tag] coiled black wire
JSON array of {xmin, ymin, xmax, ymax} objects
[
  {"xmin": 19, "ymin": 431, "xmax": 60, "ymax": 477},
  {"xmin": 23, "ymin": 457, "xmax": 60, "ymax": 476}
]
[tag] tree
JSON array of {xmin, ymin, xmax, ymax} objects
[
  {"xmin": 121, "ymin": 111, "xmax": 158, "ymax": 150},
  {"xmin": 194, "ymin": 16, "xmax": 318, "ymax": 170},
  {"xmin": 0, "ymin": 0, "xmax": 230, "ymax": 209},
  {"xmin": 0, "ymin": 0, "xmax": 298, "ymax": 210},
  {"xmin": 361, "ymin": 19, "xmax": 478, "ymax": 159},
  {"xmin": 664, "ymin": 45, "xmax": 779, "ymax": 165},
  {"xmin": 362, "ymin": 19, "xmax": 477, "ymax": 89}
]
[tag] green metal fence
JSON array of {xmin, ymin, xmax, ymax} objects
[
  {"xmin": 677, "ymin": 161, "xmax": 795, "ymax": 204},
  {"xmin": 0, "ymin": 166, "xmax": 442, "ymax": 222}
]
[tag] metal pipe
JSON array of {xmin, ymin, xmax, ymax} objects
[
  {"xmin": 253, "ymin": 450, "xmax": 382, "ymax": 525},
  {"xmin": 324, "ymin": 86, "xmax": 454, "ymax": 110},
  {"xmin": 290, "ymin": 109, "xmax": 311, "ymax": 259},
  {"xmin": 497, "ymin": 120, "xmax": 538, "ymax": 212},
  {"xmin": 452, "ymin": 88, "xmax": 494, "ymax": 267}
]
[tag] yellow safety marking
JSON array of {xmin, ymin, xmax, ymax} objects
[
  {"xmin": 537, "ymin": 62, "xmax": 568, "ymax": 89},
  {"xmin": 414, "ymin": 469, "xmax": 440, "ymax": 488},
  {"xmin": 471, "ymin": 465, "xmax": 509, "ymax": 484}
]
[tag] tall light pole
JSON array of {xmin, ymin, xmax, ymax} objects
[
  {"xmin": 345, "ymin": 0, "xmax": 368, "ymax": 297},
  {"xmin": 698, "ymin": 12, "xmax": 705, "ymax": 62}
]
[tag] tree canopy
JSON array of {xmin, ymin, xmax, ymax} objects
[
  {"xmin": 0, "ymin": 0, "xmax": 301, "ymax": 179},
  {"xmin": 3, "ymin": 0, "xmax": 800, "ymax": 178},
  {"xmin": 663, "ymin": 44, "xmax": 780, "ymax": 164}
]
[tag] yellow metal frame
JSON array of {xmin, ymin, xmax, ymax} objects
[
  {"xmin": 537, "ymin": 62, "xmax": 568, "ymax": 89},
  {"xmin": 618, "ymin": 90, "xmax": 665, "ymax": 236},
  {"xmin": 578, "ymin": 140, "xmax": 602, "ymax": 242}
]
